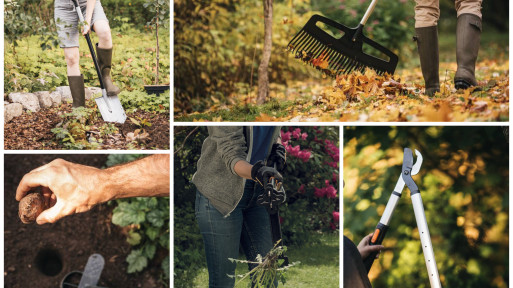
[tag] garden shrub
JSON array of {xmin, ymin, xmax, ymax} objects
[{"xmin": 105, "ymin": 154, "xmax": 170, "ymax": 285}]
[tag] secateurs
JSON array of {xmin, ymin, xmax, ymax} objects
[
  {"xmin": 257, "ymin": 166, "xmax": 289, "ymax": 267},
  {"xmin": 364, "ymin": 148, "xmax": 442, "ymax": 288}
]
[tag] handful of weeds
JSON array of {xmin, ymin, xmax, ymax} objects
[{"xmin": 229, "ymin": 241, "xmax": 299, "ymax": 288}]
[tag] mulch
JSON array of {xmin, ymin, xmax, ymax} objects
[
  {"xmin": 4, "ymin": 154, "xmax": 167, "ymax": 288},
  {"xmin": 4, "ymin": 103, "xmax": 170, "ymax": 150}
]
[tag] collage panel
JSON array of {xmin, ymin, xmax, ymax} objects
[
  {"xmin": 4, "ymin": 154, "xmax": 170, "ymax": 287},
  {"xmin": 343, "ymin": 126, "xmax": 509, "ymax": 288},
  {"xmin": 5, "ymin": 0, "xmax": 170, "ymax": 150},
  {"xmin": 174, "ymin": 126, "xmax": 340, "ymax": 287},
  {"xmin": 174, "ymin": 1, "xmax": 507, "ymax": 122}
]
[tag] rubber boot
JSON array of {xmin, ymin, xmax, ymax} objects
[
  {"xmin": 95, "ymin": 44, "xmax": 121, "ymax": 96},
  {"xmin": 454, "ymin": 14, "xmax": 482, "ymax": 90},
  {"xmin": 68, "ymin": 75, "xmax": 85, "ymax": 107},
  {"xmin": 415, "ymin": 26, "xmax": 440, "ymax": 96}
]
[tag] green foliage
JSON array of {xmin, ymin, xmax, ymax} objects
[
  {"xmin": 143, "ymin": 0, "xmax": 170, "ymax": 28},
  {"xmin": 174, "ymin": 0, "xmax": 319, "ymax": 112},
  {"xmin": 120, "ymin": 90, "xmax": 170, "ymax": 113},
  {"xmin": 344, "ymin": 126, "xmax": 509, "ymax": 288},
  {"xmin": 50, "ymin": 107, "xmax": 103, "ymax": 150},
  {"xmin": 5, "ymin": 27, "xmax": 170, "ymax": 94},
  {"xmin": 106, "ymin": 155, "xmax": 170, "ymax": 282}
]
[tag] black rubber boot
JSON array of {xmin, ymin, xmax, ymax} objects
[
  {"xmin": 96, "ymin": 44, "xmax": 121, "ymax": 96},
  {"xmin": 68, "ymin": 74, "xmax": 85, "ymax": 107},
  {"xmin": 455, "ymin": 14, "xmax": 482, "ymax": 90},
  {"xmin": 415, "ymin": 26, "xmax": 440, "ymax": 96}
]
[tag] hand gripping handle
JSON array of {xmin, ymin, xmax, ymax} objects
[{"xmin": 363, "ymin": 222, "xmax": 389, "ymax": 272}]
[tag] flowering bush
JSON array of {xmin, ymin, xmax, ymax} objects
[{"xmin": 279, "ymin": 126, "xmax": 340, "ymax": 246}]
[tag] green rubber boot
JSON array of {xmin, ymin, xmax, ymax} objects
[
  {"xmin": 415, "ymin": 26, "xmax": 440, "ymax": 96},
  {"xmin": 454, "ymin": 14, "xmax": 482, "ymax": 90},
  {"xmin": 96, "ymin": 44, "xmax": 121, "ymax": 96},
  {"xmin": 68, "ymin": 74, "xmax": 85, "ymax": 107}
]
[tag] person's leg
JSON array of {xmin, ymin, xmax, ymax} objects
[
  {"xmin": 414, "ymin": 0, "xmax": 440, "ymax": 96},
  {"xmin": 454, "ymin": 0, "xmax": 483, "ymax": 89},
  {"xmin": 55, "ymin": 1, "xmax": 84, "ymax": 107},
  {"xmin": 240, "ymin": 183, "xmax": 278, "ymax": 287},
  {"xmin": 91, "ymin": 1, "xmax": 120, "ymax": 95},
  {"xmin": 196, "ymin": 189, "xmax": 249, "ymax": 288}
]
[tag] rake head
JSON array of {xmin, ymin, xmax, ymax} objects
[{"xmin": 287, "ymin": 15, "xmax": 398, "ymax": 77}]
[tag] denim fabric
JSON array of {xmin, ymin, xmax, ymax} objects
[{"xmin": 195, "ymin": 181, "xmax": 277, "ymax": 288}]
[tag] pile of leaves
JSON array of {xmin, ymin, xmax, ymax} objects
[{"xmin": 175, "ymin": 59, "xmax": 509, "ymax": 122}]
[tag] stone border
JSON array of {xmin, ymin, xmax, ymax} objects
[{"xmin": 4, "ymin": 86, "xmax": 101, "ymax": 123}]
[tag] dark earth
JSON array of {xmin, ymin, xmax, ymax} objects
[
  {"xmin": 4, "ymin": 103, "xmax": 170, "ymax": 150},
  {"xmin": 4, "ymin": 154, "xmax": 168, "ymax": 287}
]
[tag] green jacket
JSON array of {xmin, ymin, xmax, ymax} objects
[{"xmin": 192, "ymin": 126, "xmax": 281, "ymax": 216}]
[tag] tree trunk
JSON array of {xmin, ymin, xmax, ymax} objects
[{"xmin": 257, "ymin": 0, "xmax": 273, "ymax": 105}]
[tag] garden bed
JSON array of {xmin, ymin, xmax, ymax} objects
[
  {"xmin": 4, "ymin": 154, "xmax": 167, "ymax": 287},
  {"xmin": 4, "ymin": 102, "xmax": 170, "ymax": 150}
]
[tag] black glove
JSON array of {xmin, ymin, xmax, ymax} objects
[
  {"xmin": 251, "ymin": 160, "xmax": 283, "ymax": 187},
  {"xmin": 267, "ymin": 143, "xmax": 286, "ymax": 172}
]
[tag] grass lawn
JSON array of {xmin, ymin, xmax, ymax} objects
[{"xmin": 192, "ymin": 232, "xmax": 340, "ymax": 287}]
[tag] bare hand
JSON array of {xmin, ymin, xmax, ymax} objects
[
  {"xmin": 357, "ymin": 233, "xmax": 385, "ymax": 260},
  {"xmin": 15, "ymin": 159, "xmax": 107, "ymax": 224},
  {"xmin": 81, "ymin": 20, "xmax": 91, "ymax": 35}
]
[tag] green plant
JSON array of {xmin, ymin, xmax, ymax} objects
[
  {"xmin": 120, "ymin": 90, "xmax": 170, "ymax": 113},
  {"xmin": 229, "ymin": 243, "xmax": 299, "ymax": 288},
  {"xmin": 50, "ymin": 107, "xmax": 101, "ymax": 150},
  {"xmin": 106, "ymin": 154, "xmax": 170, "ymax": 284},
  {"xmin": 143, "ymin": 0, "xmax": 170, "ymax": 85}
]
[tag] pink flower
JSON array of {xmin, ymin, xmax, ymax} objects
[
  {"xmin": 298, "ymin": 184, "xmax": 305, "ymax": 194},
  {"xmin": 326, "ymin": 185, "xmax": 337, "ymax": 199},
  {"xmin": 281, "ymin": 130, "xmax": 291, "ymax": 142},
  {"xmin": 287, "ymin": 145, "xmax": 300, "ymax": 157},
  {"xmin": 332, "ymin": 172, "xmax": 338, "ymax": 183},
  {"xmin": 333, "ymin": 211, "xmax": 340, "ymax": 223},
  {"xmin": 330, "ymin": 222, "xmax": 337, "ymax": 231},
  {"xmin": 301, "ymin": 132, "xmax": 308, "ymax": 140},
  {"xmin": 292, "ymin": 128, "xmax": 301, "ymax": 139},
  {"xmin": 298, "ymin": 150, "xmax": 311, "ymax": 162},
  {"xmin": 314, "ymin": 187, "xmax": 326, "ymax": 198}
]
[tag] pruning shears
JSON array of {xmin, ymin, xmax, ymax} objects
[
  {"xmin": 363, "ymin": 148, "xmax": 442, "ymax": 288},
  {"xmin": 257, "ymin": 164, "xmax": 289, "ymax": 267}
]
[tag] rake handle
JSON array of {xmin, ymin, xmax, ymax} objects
[{"xmin": 352, "ymin": 0, "xmax": 379, "ymax": 41}]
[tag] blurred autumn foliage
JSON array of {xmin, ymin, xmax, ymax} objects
[{"xmin": 343, "ymin": 126, "xmax": 509, "ymax": 288}]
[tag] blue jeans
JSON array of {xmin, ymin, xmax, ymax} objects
[{"xmin": 195, "ymin": 181, "xmax": 277, "ymax": 288}]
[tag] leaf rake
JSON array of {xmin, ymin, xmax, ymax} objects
[{"xmin": 287, "ymin": 0, "xmax": 398, "ymax": 77}]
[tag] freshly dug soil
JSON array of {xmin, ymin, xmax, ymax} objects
[
  {"xmin": 4, "ymin": 103, "xmax": 170, "ymax": 150},
  {"xmin": 4, "ymin": 155, "xmax": 167, "ymax": 288}
]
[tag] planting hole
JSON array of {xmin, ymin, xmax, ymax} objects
[{"xmin": 35, "ymin": 248, "xmax": 62, "ymax": 276}]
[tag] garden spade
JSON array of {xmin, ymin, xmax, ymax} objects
[
  {"xmin": 287, "ymin": 0, "xmax": 398, "ymax": 76},
  {"xmin": 257, "ymin": 165, "xmax": 289, "ymax": 267},
  {"xmin": 72, "ymin": 0, "xmax": 126, "ymax": 124}
]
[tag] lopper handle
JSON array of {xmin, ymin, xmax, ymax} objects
[{"xmin": 363, "ymin": 222, "xmax": 389, "ymax": 272}]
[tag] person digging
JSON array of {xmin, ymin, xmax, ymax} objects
[
  {"xmin": 55, "ymin": 0, "xmax": 120, "ymax": 107},
  {"xmin": 414, "ymin": 0, "xmax": 482, "ymax": 96}
]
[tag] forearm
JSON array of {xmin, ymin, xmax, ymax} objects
[
  {"xmin": 234, "ymin": 160, "xmax": 253, "ymax": 180},
  {"xmin": 102, "ymin": 155, "xmax": 170, "ymax": 201}
]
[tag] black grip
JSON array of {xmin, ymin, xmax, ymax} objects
[{"xmin": 363, "ymin": 223, "xmax": 389, "ymax": 273}]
